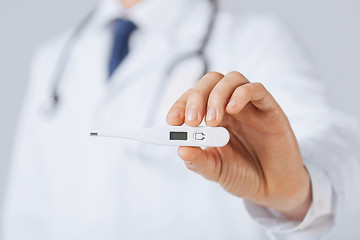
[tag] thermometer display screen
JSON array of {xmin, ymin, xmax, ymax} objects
[{"xmin": 170, "ymin": 132, "xmax": 188, "ymax": 140}]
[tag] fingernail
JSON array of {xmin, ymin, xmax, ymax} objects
[
  {"xmin": 178, "ymin": 147, "xmax": 187, "ymax": 158},
  {"xmin": 227, "ymin": 99, "xmax": 237, "ymax": 109},
  {"xmin": 184, "ymin": 161, "xmax": 192, "ymax": 165},
  {"xmin": 186, "ymin": 162, "xmax": 199, "ymax": 171},
  {"xmin": 206, "ymin": 107, "xmax": 216, "ymax": 121},
  {"xmin": 186, "ymin": 108, "xmax": 198, "ymax": 121},
  {"xmin": 167, "ymin": 110, "xmax": 181, "ymax": 119}
]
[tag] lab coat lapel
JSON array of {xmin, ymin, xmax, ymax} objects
[{"xmin": 100, "ymin": 0, "xmax": 213, "ymax": 128}]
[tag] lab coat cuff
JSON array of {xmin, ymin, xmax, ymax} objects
[{"xmin": 244, "ymin": 161, "xmax": 334, "ymax": 238}]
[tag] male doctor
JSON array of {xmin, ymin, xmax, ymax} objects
[{"xmin": 2, "ymin": 0, "xmax": 360, "ymax": 239}]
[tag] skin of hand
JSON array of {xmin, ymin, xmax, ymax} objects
[
  {"xmin": 166, "ymin": 71, "xmax": 312, "ymax": 221},
  {"xmin": 120, "ymin": 0, "xmax": 143, "ymax": 8}
]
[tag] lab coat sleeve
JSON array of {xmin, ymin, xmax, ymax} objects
[
  {"xmin": 238, "ymin": 16, "xmax": 360, "ymax": 239},
  {"xmin": 0, "ymin": 40, "xmax": 63, "ymax": 239}
]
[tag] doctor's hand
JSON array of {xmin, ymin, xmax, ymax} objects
[{"xmin": 166, "ymin": 72, "xmax": 312, "ymax": 221}]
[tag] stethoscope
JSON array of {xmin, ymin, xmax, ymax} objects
[{"xmin": 42, "ymin": 0, "xmax": 218, "ymax": 128}]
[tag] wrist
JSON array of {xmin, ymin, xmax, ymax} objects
[
  {"xmin": 250, "ymin": 166, "xmax": 312, "ymax": 221},
  {"xmin": 274, "ymin": 166, "xmax": 312, "ymax": 220}
]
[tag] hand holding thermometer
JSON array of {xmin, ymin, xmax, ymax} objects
[{"xmin": 90, "ymin": 126, "xmax": 230, "ymax": 147}]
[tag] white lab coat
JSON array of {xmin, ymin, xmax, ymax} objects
[{"xmin": 2, "ymin": 0, "xmax": 360, "ymax": 239}]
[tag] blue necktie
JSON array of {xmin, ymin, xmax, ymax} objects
[{"xmin": 108, "ymin": 19, "xmax": 137, "ymax": 78}]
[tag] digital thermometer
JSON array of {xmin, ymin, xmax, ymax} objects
[{"xmin": 90, "ymin": 126, "xmax": 230, "ymax": 147}]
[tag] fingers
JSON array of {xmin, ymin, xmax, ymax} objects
[
  {"xmin": 184, "ymin": 72, "xmax": 224, "ymax": 126},
  {"xmin": 167, "ymin": 71, "xmax": 278, "ymax": 127},
  {"xmin": 167, "ymin": 72, "xmax": 224, "ymax": 126},
  {"xmin": 205, "ymin": 71, "xmax": 249, "ymax": 126},
  {"xmin": 166, "ymin": 90, "xmax": 189, "ymax": 126},
  {"xmin": 177, "ymin": 146, "xmax": 220, "ymax": 182},
  {"xmin": 226, "ymin": 82, "xmax": 279, "ymax": 115}
]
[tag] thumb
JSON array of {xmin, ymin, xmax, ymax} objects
[{"xmin": 177, "ymin": 146, "xmax": 221, "ymax": 182}]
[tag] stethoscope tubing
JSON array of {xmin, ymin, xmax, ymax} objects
[{"xmin": 43, "ymin": 0, "xmax": 218, "ymax": 126}]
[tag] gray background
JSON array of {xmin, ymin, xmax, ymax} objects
[{"xmin": 0, "ymin": 0, "xmax": 359, "ymax": 238}]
